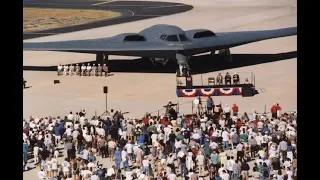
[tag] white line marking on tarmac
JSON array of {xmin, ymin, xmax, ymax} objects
[
  {"xmin": 142, "ymin": 4, "xmax": 187, "ymax": 10},
  {"xmin": 92, "ymin": 0, "xmax": 117, "ymax": 6}
]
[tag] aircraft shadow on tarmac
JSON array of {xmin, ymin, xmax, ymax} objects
[{"xmin": 23, "ymin": 51, "xmax": 297, "ymax": 74}]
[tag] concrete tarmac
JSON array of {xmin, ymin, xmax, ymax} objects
[{"xmin": 23, "ymin": 0, "xmax": 193, "ymax": 39}]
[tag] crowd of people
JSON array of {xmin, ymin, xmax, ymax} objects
[
  {"xmin": 23, "ymin": 101, "xmax": 297, "ymax": 180},
  {"xmin": 57, "ymin": 63, "xmax": 109, "ymax": 77}
]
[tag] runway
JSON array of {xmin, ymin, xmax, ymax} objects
[{"xmin": 23, "ymin": 0, "xmax": 193, "ymax": 39}]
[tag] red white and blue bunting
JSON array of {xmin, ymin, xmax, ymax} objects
[
  {"xmin": 199, "ymin": 88, "xmax": 216, "ymax": 96},
  {"xmin": 219, "ymin": 88, "xmax": 234, "ymax": 96},
  {"xmin": 178, "ymin": 89, "xmax": 198, "ymax": 97},
  {"xmin": 176, "ymin": 87, "xmax": 256, "ymax": 97}
]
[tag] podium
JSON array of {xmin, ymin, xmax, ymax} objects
[{"xmin": 186, "ymin": 76, "xmax": 193, "ymax": 88}]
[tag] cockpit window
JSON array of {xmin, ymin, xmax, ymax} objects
[
  {"xmin": 160, "ymin": 35, "xmax": 167, "ymax": 40},
  {"xmin": 166, "ymin": 35, "xmax": 179, "ymax": 42},
  {"xmin": 178, "ymin": 34, "xmax": 188, "ymax": 41}
]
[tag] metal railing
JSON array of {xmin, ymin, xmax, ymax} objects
[{"xmin": 176, "ymin": 72, "xmax": 255, "ymax": 87}]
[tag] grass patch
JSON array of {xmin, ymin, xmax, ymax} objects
[{"xmin": 23, "ymin": 8, "xmax": 122, "ymax": 32}]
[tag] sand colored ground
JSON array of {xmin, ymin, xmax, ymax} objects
[
  {"xmin": 23, "ymin": 8, "xmax": 121, "ymax": 32},
  {"xmin": 23, "ymin": 0, "xmax": 296, "ymax": 179}
]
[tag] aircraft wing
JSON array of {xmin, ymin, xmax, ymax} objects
[
  {"xmin": 184, "ymin": 27, "xmax": 297, "ymax": 52},
  {"xmin": 23, "ymin": 27, "xmax": 296, "ymax": 58},
  {"xmin": 23, "ymin": 37, "xmax": 183, "ymax": 58}
]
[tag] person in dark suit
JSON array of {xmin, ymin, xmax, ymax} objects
[{"xmin": 225, "ymin": 72, "xmax": 231, "ymax": 85}]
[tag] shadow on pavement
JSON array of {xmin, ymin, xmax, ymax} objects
[{"xmin": 23, "ymin": 51, "xmax": 297, "ymax": 75}]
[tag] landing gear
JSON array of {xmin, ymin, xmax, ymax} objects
[
  {"xmin": 218, "ymin": 48, "xmax": 232, "ymax": 62},
  {"xmin": 96, "ymin": 53, "xmax": 109, "ymax": 66}
]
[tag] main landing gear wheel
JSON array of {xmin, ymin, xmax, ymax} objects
[
  {"xmin": 96, "ymin": 53, "xmax": 109, "ymax": 65},
  {"xmin": 218, "ymin": 48, "xmax": 232, "ymax": 62}
]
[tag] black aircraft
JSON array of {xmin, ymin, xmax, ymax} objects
[{"xmin": 23, "ymin": 24, "xmax": 297, "ymax": 69}]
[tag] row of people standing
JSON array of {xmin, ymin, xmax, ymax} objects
[
  {"xmin": 57, "ymin": 63, "xmax": 109, "ymax": 77},
  {"xmin": 213, "ymin": 72, "xmax": 247, "ymax": 85}
]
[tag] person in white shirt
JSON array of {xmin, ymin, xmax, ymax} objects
[
  {"xmin": 57, "ymin": 64, "xmax": 63, "ymax": 76},
  {"xmin": 151, "ymin": 132, "xmax": 158, "ymax": 145},
  {"xmin": 258, "ymin": 149, "xmax": 266, "ymax": 160},
  {"xmin": 168, "ymin": 171, "xmax": 177, "ymax": 180},
  {"xmin": 85, "ymin": 133, "xmax": 92, "ymax": 144},
  {"xmin": 256, "ymin": 157, "xmax": 264, "ymax": 166},
  {"xmin": 124, "ymin": 170, "xmax": 132, "ymax": 180},
  {"xmin": 220, "ymin": 169, "xmax": 230, "ymax": 180},
  {"xmin": 196, "ymin": 152, "xmax": 205, "ymax": 177},
  {"xmin": 81, "ymin": 167, "xmax": 92, "ymax": 179},
  {"xmin": 106, "ymin": 166, "xmax": 116, "ymax": 179},
  {"xmin": 224, "ymin": 104, "xmax": 231, "ymax": 119},
  {"xmin": 226, "ymin": 156, "xmax": 235, "ymax": 177},
  {"xmin": 51, "ymin": 157, "xmax": 58, "ymax": 177},
  {"xmin": 222, "ymin": 130, "xmax": 230, "ymax": 150},
  {"xmin": 87, "ymin": 159, "xmax": 96, "ymax": 170},
  {"xmin": 200, "ymin": 115, "xmax": 208, "ymax": 132},
  {"xmin": 63, "ymin": 64, "xmax": 68, "ymax": 75},
  {"xmin": 286, "ymin": 167, "xmax": 293, "ymax": 180},
  {"xmin": 86, "ymin": 63, "xmax": 92, "ymax": 76},
  {"xmin": 122, "ymin": 148, "xmax": 129, "ymax": 170},
  {"xmin": 37, "ymin": 168, "xmax": 47, "ymax": 180},
  {"xmin": 67, "ymin": 112, "xmax": 74, "ymax": 121},
  {"xmin": 65, "ymin": 126, "xmax": 72, "ymax": 136},
  {"xmin": 33, "ymin": 144, "xmax": 39, "ymax": 163},
  {"xmin": 81, "ymin": 64, "xmax": 86, "ymax": 76},
  {"xmin": 255, "ymin": 133, "xmax": 263, "ymax": 148},
  {"xmin": 80, "ymin": 116, "xmax": 85, "ymax": 128},
  {"xmin": 142, "ymin": 156, "xmax": 150, "ymax": 176},
  {"xmin": 61, "ymin": 158, "xmax": 70, "ymax": 176},
  {"xmin": 82, "ymin": 147, "xmax": 89, "ymax": 163},
  {"xmin": 125, "ymin": 141, "xmax": 134, "ymax": 162},
  {"xmin": 72, "ymin": 129, "xmax": 79, "ymax": 140}
]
